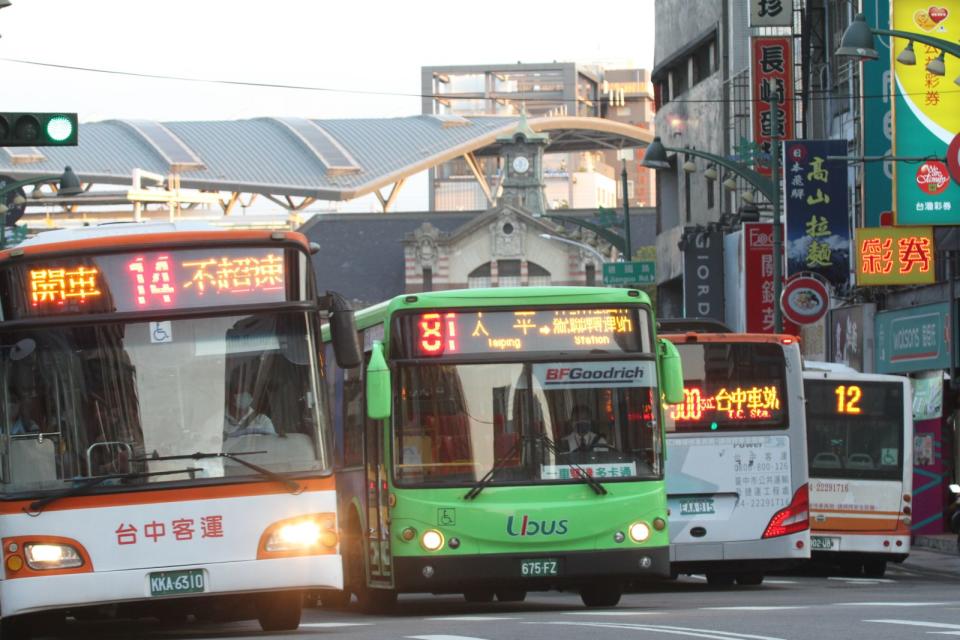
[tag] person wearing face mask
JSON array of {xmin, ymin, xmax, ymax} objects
[
  {"xmin": 561, "ymin": 404, "xmax": 607, "ymax": 454},
  {"xmin": 223, "ymin": 391, "xmax": 276, "ymax": 438}
]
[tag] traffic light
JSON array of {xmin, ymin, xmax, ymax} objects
[{"xmin": 0, "ymin": 113, "xmax": 78, "ymax": 146}]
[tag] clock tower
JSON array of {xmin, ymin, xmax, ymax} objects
[{"xmin": 497, "ymin": 111, "xmax": 549, "ymax": 216}]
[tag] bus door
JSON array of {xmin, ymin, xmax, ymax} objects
[{"xmin": 364, "ymin": 389, "xmax": 393, "ymax": 586}]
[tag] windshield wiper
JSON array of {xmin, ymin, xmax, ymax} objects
[
  {"xmin": 535, "ymin": 432, "xmax": 608, "ymax": 496},
  {"xmin": 133, "ymin": 451, "xmax": 302, "ymax": 495},
  {"xmin": 464, "ymin": 435, "xmax": 525, "ymax": 500},
  {"xmin": 26, "ymin": 468, "xmax": 200, "ymax": 516}
]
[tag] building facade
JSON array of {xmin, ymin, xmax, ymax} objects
[
  {"xmin": 652, "ymin": 0, "xmax": 958, "ymax": 534},
  {"xmin": 421, "ymin": 62, "xmax": 656, "ymax": 215}
]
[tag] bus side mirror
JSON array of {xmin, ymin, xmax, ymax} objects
[
  {"xmin": 659, "ymin": 338, "xmax": 684, "ymax": 405},
  {"xmin": 327, "ymin": 291, "xmax": 362, "ymax": 369},
  {"xmin": 366, "ymin": 341, "xmax": 392, "ymax": 420}
]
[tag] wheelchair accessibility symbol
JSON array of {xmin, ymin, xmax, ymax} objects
[{"xmin": 150, "ymin": 321, "xmax": 173, "ymax": 344}]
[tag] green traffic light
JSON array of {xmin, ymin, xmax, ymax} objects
[
  {"xmin": 45, "ymin": 115, "xmax": 74, "ymax": 143},
  {"xmin": 710, "ymin": 422, "xmax": 718, "ymax": 431}
]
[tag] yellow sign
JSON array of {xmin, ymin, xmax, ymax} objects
[{"xmin": 855, "ymin": 226, "xmax": 935, "ymax": 285}]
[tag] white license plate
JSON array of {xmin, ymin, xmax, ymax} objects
[{"xmin": 811, "ymin": 536, "xmax": 839, "ymax": 551}]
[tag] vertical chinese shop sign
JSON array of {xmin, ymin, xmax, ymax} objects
[
  {"xmin": 783, "ymin": 139, "xmax": 850, "ymax": 288},
  {"xmin": 892, "ymin": 1, "xmax": 960, "ymax": 224},
  {"xmin": 743, "ymin": 222, "xmax": 799, "ymax": 335},
  {"xmin": 751, "ymin": 37, "xmax": 795, "ymax": 176}
]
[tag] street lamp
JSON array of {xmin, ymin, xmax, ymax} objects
[
  {"xmin": 0, "ymin": 166, "xmax": 84, "ymax": 247},
  {"xmin": 644, "ymin": 129, "xmax": 785, "ymax": 332},
  {"xmin": 539, "ymin": 233, "xmax": 607, "ymax": 264},
  {"xmin": 837, "ymin": 12, "xmax": 960, "ymax": 84}
]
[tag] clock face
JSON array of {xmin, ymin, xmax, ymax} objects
[{"xmin": 512, "ymin": 155, "xmax": 530, "ymax": 174}]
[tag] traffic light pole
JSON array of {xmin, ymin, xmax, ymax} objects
[
  {"xmin": 621, "ymin": 159, "xmax": 632, "ymax": 260},
  {"xmin": 0, "ymin": 168, "xmax": 82, "ymax": 248}
]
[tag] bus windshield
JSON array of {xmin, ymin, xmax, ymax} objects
[
  {"xmin": 805, "ymin": 379, "xmax": 904, "ymax": 481},
  {"xmin": 0, "ymin": 311, "xmax": 328, "ymax": 494},
  {"xmin": 665, "ymin": 341, "xmax": 788, "ymax": 433},
  {"xmin": 394, "ymin": 359, "xmax": 661, "ymax": 486}
]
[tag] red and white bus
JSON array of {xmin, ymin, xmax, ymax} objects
[
  {"xmin": 0, "ymin": 223, "xmax": 358, "ymax": 635},
  {"xmin": 662, "ymin": 325, "xmax": 810, "ymax": 586},
  {"xmin": 804, "ymin": 362, "xmax": 912, "ymax": 577}
]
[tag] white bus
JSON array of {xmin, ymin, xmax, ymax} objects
[
  {"xmin": 803, "ymin": 362, "xmax": 912, "ymax": 577},
  {"xmin": 0, "ymin": 223, "xmax": 360, "ymax": 635},
  {"xmin": 662, "ymin": 328, "xmax": 810, "ymax": 586}
]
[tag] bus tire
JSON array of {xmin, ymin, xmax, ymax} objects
[
  {"xmin": 256, "ymin": 590, "xmax": 302, "ymax": 632},
  {"xmin": 706, "ymin": 573, "xmax": 735, "ymax": 586},
  {"xmin": 463, "ymin": 590, "xmax": 495, "ymax": 603},
  {"xmin": 862, "ymin": 559, "xmax": 887, "ymax": 578},
  {"xmin": 735, "ymin": 574, "xmax": 764, "ymax": 586},
  {"xmin": 580, "ymin": 584, "xmax": 622, "ymax": 607},
  {"xmin": 495, "ymin": 589, "xmax": 527, "ymax": 603},
  {"xmin": 1, "ymin": 615, "xmax": 32, "ymax": 640}
]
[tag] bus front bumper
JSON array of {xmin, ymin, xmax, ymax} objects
[
  {"xmin": 0, "ymin": 555, "xmax": 342, "ymax": 618},
  {"xmin": 394, "ymin": 546, "xmax": 669, "ymax": 593}
]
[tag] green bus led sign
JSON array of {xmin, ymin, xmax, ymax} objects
[{"xmin": 0, "ymin": 113, "xmax": 78, "ymax": 147}]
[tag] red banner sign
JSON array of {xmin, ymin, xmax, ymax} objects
[
  {"xmin": 743, "ymin": 222, "xmax": 798, "ymax": 335},
  {"xmin": 751, "ymin": 37, "xmax": 795, "ymax": 176}
]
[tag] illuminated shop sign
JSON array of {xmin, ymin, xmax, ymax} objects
[{"xmin": 855, "ymin": 226, "xmax": 935, "ymax": 285}]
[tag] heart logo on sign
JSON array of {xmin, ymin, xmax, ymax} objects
[{"xmin": 929, "ymin": 6, "xmax": 949, "ymax": 24}]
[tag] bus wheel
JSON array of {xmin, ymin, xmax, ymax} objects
[
  {"xmin": 256, "ymin": 590, "xmax": 303, "ymax": 632},
  {"xmin": 463, "ymin": 590, "xmax": 495, "ymax": 603},
  {"xmin": 706, "ymin": 573, "xmax": 735, "ymax": 587},
  {"xmin": 1, "ymin": 615, "xmax": 32, "ymax": 640},
  {"xmin": 580, "ymin": 584, "xmax": 622, "ymax": 607},
  {"xmin": 495, "ymin": 590, "xmax": 527, "ymax": 603},
  {"xmin": 735, "ymin": 574, "xmax": 764, "ymax": 586},
  {"xmin": 862, "ymin": 559, "xmax": 887, "ymax": 578}
]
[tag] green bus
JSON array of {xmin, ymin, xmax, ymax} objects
[{"xmin": 321, "ymin": 287, "xmax": 683, "ymax": 610}]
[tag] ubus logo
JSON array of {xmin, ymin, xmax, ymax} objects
[
  {"xmin": 506, "ymin": 514, "xmax": 569, "ymax": 537},
  {"xmin": 916, "ymin": 160, "xmax": 951, "ymax": 195}
]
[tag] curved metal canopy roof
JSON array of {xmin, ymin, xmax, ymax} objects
[{"xmin": 0, "ymin": 115, "xmax": 653, "ymax": 202}]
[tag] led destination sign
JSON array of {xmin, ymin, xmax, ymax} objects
[
  {"xmin": 3, "ymin": 247, "xmax": 289, "ymax": 318},
  {"xmin": 805, "ymin": 380, "xmax": 903, "ymax": 419},
  {"xmin": 398, "ymin": 307, "xmax": 649, "ymax": 358}
]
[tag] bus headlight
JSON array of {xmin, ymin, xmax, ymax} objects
[
  {"xmin": 24, "ymin": 543, "xmax": 83, "ymax": 570},
  {"xmin": 421, "ymin": 529, "xmax": 444, "ymax": 552},
  {"xmin": 629, "ymin": 522, "xmax": 651, "ymax": 543},
  {"xmin": 260, "ymin": 514, "xmax": 338, "ymax": 557}
]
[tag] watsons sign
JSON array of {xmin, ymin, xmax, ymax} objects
[
  {"xmin": 534, "ymin": 361, "xmax": 655, "ymax": 389},
  {"xmin": 875, "ymin": 301, "xmax": 955, "ymax": 374}
]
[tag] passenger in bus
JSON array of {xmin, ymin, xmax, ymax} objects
[
  {"xmin": 561, "ymin": 405, "xmax": 608, "ymax": 453},
  {"xmin": 6, "ymin": 390, "xmax": 39, "ymax": 435},
  {"xmin": 223, "ymin": 391, "xmax": 276, "ymax": 438}
]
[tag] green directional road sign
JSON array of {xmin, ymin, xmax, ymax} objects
[{"xmin": 602, "ymin": 261, "xmax": 655, "ymax": 285}]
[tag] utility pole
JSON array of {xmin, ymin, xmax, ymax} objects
[{"xmin": 770, "ymin": 91, "xmax": 783, "ymax": 334}]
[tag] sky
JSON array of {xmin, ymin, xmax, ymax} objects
[{"xmin": 0, "ymin": 0, "xmax": 656, "ymax": 212}]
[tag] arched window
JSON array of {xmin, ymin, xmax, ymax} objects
[
  {"xmin": 467, "ymin": 263, "xmax": 492, "ymax": 289},
  {"xmin": 527, "ymin": 261, "xmax": 551, "ymax": 287}
]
